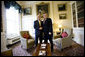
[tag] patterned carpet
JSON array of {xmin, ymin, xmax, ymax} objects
[
  {"xmin": 53, "ymin": 41, "xmax": 84, "ymax": 56},
  {"xmin": 12, "ymin": 41, "xmax": 84, "ymax": 56},
  {"xmin": 13, "ymin": 45, "xmax": 31, "ymax": 56}
]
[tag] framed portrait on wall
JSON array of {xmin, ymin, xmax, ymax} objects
[
  {"xmin": 23, "ymin": 7, "xmax": 32, "ymax": 15},
  {"xmin": 59, "ymin": 13, "xmax": 67, "ymax": 19},
  {"xmin": 36, "ymin": 2, "xmax": 49, "ymax": 20},
  {"xmin": 58, "ymin": 4, "xmax": 66, "ymax": 11}
]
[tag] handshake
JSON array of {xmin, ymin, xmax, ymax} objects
[
  {"xmin": 39, "ymin": 27, "xmax": 52, "ymax": 35},
  {"xmin": 39, "ymin": 27, "xmax": 43, "ymax": 30}
]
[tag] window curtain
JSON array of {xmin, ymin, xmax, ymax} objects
[
  {"xmin": 4, "ymin": 1, "xmax": 21, "ymax": 38},
  {"xmin": 4, "ymin": 1, "xmax": 22, "ymax": 13}
]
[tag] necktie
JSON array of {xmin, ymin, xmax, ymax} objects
[{"xmin": 39, "ymin": 20, "xmax": 41, "ymax": 26}]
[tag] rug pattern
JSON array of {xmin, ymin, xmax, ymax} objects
[{"xmin": 13, "ymin": 41, "xmax": 84, "ymax": 56}]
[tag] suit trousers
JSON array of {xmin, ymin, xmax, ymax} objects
[
  {"xmin": 35, "ymin": 33, "xmax": 42, "ymax": 46},
  {"xmin": 44, "ymin": 34, "xmax": 53, "ymax": 52}
]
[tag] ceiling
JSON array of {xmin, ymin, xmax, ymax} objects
[
  {"xmin": 16, "ymin": 1, "xmax": 41, "ymax": 6},
  {"xmin": 16, "ymin": 1, "xmax": 71, "ymax": 7}
]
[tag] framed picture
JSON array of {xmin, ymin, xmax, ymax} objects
[
  {"xmin": 23, "ymin": 7, "xmax": 32, "ymax": 15},
  {"xmin": 59, "ymin": 14, "xmax": 66, "ymax": 19},
  {"xmin": 36, "ymin": 2, "xmax": 49, "ymax": 20},
  {"xmin": 58, "ymin": 4, "xmax": 66, "ymax": 11}
]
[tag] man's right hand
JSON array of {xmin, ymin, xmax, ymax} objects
[{"xmin": 39, "ymin": 27, "xmax": 42, "ymax": 30}]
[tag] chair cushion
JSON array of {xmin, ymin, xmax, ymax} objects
[
  {"xmin": 63, "ymin": 28, "xmax": 71, "ymax": 36},
  {"xmin": 28, "ymin": 39, "xmax": 34, "ymax": 43},
  {"xmin": 61, "ymin": 32, "xmax": 68, "ymax": 38},
  {"xmin": 23, "ymin": 33, "xmax": 29, "ymax": 39}
]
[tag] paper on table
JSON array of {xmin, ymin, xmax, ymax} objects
[
  {"xmin": 41, "ymin": 44, "xmax": 46, "ymax": 47},
  {"xmin": 39, "ymin": 52, "xmax": 43, "ymax": 55},
  {"xmin": 39, "ymin": 50, "xmax": 46, "ymax": 56},
  {"xmin": 41, "ymin": 46, "xmax": 46, "ymax": 49},
  {"xmin": 42, "ymin": 50, "xmax": 46, "ymax": 54}
]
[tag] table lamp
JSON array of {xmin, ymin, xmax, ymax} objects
[{"xmin": 58, "ymin": 25, "xmax": 62, "ymax": 32}]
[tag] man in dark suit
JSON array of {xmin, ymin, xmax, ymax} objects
[
  {"xmin": 43, "ymin": 13, "xmax": 53, "ymax": 52},
  {"xmin": 34, "ymin": 13, "xmax": 43, "ymax": 47}
]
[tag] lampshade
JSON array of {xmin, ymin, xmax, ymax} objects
[{"xmin": 58, "ymin": 25, "xmax": 62, "ymax": 28}]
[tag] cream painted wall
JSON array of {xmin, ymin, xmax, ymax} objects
[
  {"xmin": 21, "ymin": 1, "xmax": 54, "ymax": 21},
  {"xmin": 52, "ymin": 1, "xmax": 72, "ymax": 32},
  {"xmin": 19, "ymin": 1, "xmax": 72, "ymax": 32},
  {"xmin": 21, "ymin": 1, "xmax": 54, "ymax": 38}
]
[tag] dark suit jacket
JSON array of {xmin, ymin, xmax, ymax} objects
[
  {"xmin": 34, "ymin": 20, "xmax": 43, "ymax": 36},
  {"xmin": 43, "ymin": 18, "xmax": 53, "ymax": 38}
]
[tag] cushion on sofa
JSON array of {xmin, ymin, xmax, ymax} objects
[{"xmin": 61, "ymin": 32, "xmax": 68, "ymax": 38}]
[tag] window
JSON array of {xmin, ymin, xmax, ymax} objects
[
  {"xmin": 6, "ymin": 6, "xmax": 20, "ymax": 38},
  {"xmin": 22, "ymin": 17, "xmax": 35, "ymax": 38}
]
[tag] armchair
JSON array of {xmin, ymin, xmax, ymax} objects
[
  {"xmin": 53, "ymin": 28, "xmax": 73, "ymax": 51},
  {"xmin": 20, "ymin": 31, "xmax": 35, "ymax": 49}
]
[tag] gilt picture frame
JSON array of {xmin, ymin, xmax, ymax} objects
[
  {"xmin": 59, "ymin": 13, "xmax": 67, "ymax": 19},
  {"xmin": 23, "ymin": 7, "xmax": 32, "ymax": 15},
  {"xmin": 58, "ymin": 4, "xmax": 66, "ymax": 11},
  {"xmin": 36, "ymin": 2, "xmax": 49, "ymax": 20}
]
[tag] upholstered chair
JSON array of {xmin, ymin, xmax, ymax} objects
[
  {"xmin": 53, "ymin": 28, "xmax": 73, "ymax": 51},
  {"xmin": 20, "ymin": 31, "xmax": 35, "ymax": 49}
]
